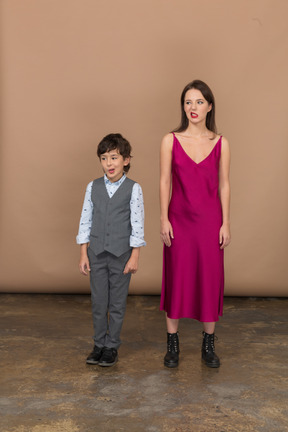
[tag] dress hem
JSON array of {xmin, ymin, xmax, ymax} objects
[{"xmin": 160, "ymin": 308, "xmax": 222, "ymax": 323}]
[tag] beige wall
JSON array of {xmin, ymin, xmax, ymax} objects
[{"xmin": 0, "ymin": 0, "xmax": 287, "ymax": 295}]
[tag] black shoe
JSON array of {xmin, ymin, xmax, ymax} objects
[
  {"xmin": 202, "ymin": 332, "xmax": 220, "ymax": 368},
  {"xmin": 86, "ymin": 345, "xmax": 103, "ymax": 365},
  {"xmin": 98, "ymin": 348, "xmax": 118, "ymax": 367},
  {"xmin": 164, "ymin": 332, "xmax": 180, "ymax": 368}
]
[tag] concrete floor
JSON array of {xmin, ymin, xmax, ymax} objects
[{"xmin": 0, "ymin": 294, "xmax": 287, "ymax": 432}]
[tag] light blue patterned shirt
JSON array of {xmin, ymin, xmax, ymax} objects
[{"xmin": 76, "ymin": 174, "xmax": 146, "ymax": 248}]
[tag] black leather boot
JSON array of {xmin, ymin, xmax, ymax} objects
[
  {"xmin": 202, "ymin": 331, "xmax": 220, "ymax": 368},
  {"xmin": 164, "ymin": 332, "xmax": 180, "ymax": 368}
]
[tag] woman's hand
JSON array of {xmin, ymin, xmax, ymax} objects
[
  {"xmin": 219, "ymin": 224, "xmax": 231, "ymax": 249},
  {"xmin": 160, "ymin": 219, "xmax": 174, "ymax": 247}
]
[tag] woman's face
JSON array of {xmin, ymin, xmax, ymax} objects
[{"xmin": 184, "ymin": 88, "xmax": 212, "ymax": 124}]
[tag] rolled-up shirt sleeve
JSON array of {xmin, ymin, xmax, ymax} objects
[
  {"xmin": 130, "ymin": 183, "xmax": 146, "ymax": 248},
  {"xmin": 76, "ymin": 181, "xmax": 93, "ymax": 244}
]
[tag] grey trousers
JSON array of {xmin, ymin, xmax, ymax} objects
[{"xmin": 87, "ymin": 248, "xmax": 132, "ymax": 349}]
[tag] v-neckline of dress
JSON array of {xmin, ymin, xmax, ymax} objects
[{"xmin": 174, "ymin": 133, "xmax": 221, "ymax": 165}]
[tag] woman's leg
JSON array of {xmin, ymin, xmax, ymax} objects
[
  {"xmin": 164, "ymin": 315, "xmax": 180, "ymax": 368},
  {"xmin": 166, "ymin": 315, "xmax": 179, "ymax": 333},
  {"xmin": 203, "ymin": 322, "xmax": 215, "ymax": 334},
  {"xmin": 202, "ymin": 321, "xmax": 220, "ymax": 368}
]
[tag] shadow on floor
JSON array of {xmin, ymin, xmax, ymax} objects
[{"xmin": 0, "ymin": 294, "xmax": 287, "ymax": 432}]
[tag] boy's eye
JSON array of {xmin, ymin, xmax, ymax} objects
[{"xmin": 198, "ymin": 101, "xmax": 204, "ymax": 104}]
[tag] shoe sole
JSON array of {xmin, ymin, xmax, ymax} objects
[
  {"xmin": 98, "ymin": 356, "xmax": 118, "ymax": 367},
  {"xmin": 164, "ymin": 361, "xmax": 179, "ymax": 368},
  {"xmin": 202, "ymin": 358, "xmax": 220, "ymax": 368},
  {"xmin": 86, "ymin": 360, "xmax": 100, "ymax": 365}
]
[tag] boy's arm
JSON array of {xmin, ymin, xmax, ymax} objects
[
  {"xmin": 77, "ymin": 182, "xmax": 93, "ymax": 275},
  {"xmin": 129, "ymin": 183, "xmax": 146, "ymax": 248},
  {"xmin": 76, "ymin": 181, "xmax": 93, "ymax": 245},
  {"xmin": 123, "ymin": 247, "xmax": 140, "ymax": 274},
  {"xmin": 124, "ymin": 182, "xmax": 146, "ymax": 274},
  {"xmin": 79, "ymin": 243, "xmax": 91, "ymax": 275}
]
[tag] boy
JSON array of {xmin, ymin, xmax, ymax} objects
[{"xmin": 76, "ymin": 133, "xmax": 146, "ymax": 366}]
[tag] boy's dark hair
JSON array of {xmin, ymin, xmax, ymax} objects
[{"xmin": 97, "ymin": 133, "xmax": 132, "ymax": 172}]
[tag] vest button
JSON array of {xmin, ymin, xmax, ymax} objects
[{"xmin": 106, "ymin": 233, "xmax": 110, "ymax": 236}]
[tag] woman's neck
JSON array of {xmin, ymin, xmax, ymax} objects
[{"xmin": 184, "ymin": 123, "xmax": 210, "ymax": 138}]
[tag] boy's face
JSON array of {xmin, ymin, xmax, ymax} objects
[{"xmin": 99, "ymin": 149, "xmax": 130, "ymax": 183}]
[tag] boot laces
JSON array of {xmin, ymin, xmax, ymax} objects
[
  {"xmin": 203, "ymin": 333, "xmax": 218, "ymax": 353},
  {"xmin": 168, "ymin": 334, "xmax": 179, "ymax": 353}
]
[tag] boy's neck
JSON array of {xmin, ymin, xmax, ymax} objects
[{"xmin": 104, "ymin": 173, "xmax": 126, "ymax": 184}]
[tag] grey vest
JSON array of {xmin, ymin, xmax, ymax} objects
[{"xmin": 89, "ymin": 177, "xmax": 135, "ymax": 257}]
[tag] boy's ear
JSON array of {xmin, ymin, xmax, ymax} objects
[{"xmin": 123, "ymin": 157, "xmax": 130, "ymax": 166}]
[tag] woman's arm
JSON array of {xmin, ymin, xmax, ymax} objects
[
  {"xmin": 219, "ymin": 136, "xmax": 231, "ymax": 249},
  {"xmin": 160, "ymin": 134, "xmax": 174, "ymax": 247}
]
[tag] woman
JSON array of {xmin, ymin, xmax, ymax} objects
[{"xmin": 160, "ymin": 80, "xmax": 231, "ymax": 368}]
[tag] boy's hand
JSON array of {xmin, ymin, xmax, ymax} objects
[
  {"xmin": 79, "ymin": 243, "xmax": 90, "ymax": 275},
  {"xmin": 79, "ymin": 256, "xmax": 91, "ymax": 276},
  {"xmin": 123, "ymin": 257, "xmax": 138, "ymax": 274},
  {"xmin": 123, "ymin": 248, "xmax": 140, "ymax": 274}
]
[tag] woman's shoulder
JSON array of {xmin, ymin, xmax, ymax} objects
[
  {"xmin": 161, "ymin": 132, "xmax": 174, "ymax": 149},
  {"xmin": 161, "ymin": 133, "xmax": 174, "ymax": 153},
  {"xmin": 219, "ymin": 135, "xmax": 229, "ymax": 147},
  {"xmin": 163, "ymin": 132, "xmax": 174, "ymax": 141}
]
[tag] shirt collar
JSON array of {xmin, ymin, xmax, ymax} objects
[{"xmin": 104, "ymin": 173, "xmax": 126, "ymax": 187}]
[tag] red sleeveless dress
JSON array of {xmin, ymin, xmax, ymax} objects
[{"xmin": 160, "ymin": 134, "xmax": 224, "ymax": 322}]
